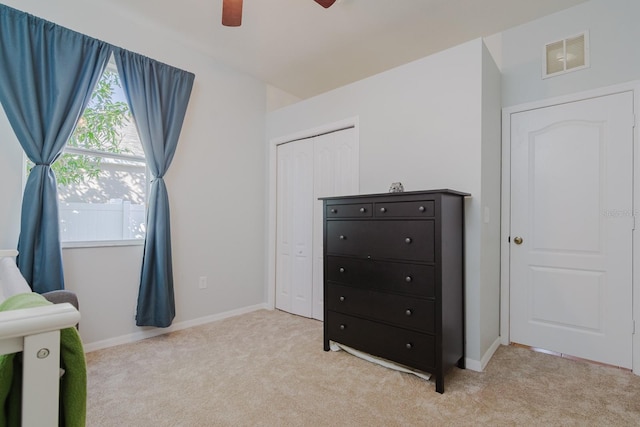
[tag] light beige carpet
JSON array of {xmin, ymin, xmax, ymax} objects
[{"xmin": 86, "ymin": 309, "xmax": 640, "ymax": 426}]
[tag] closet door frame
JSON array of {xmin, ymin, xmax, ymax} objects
[{"xmin": 267, "ymin": 116, "xmax": 360, "ymax": 314}]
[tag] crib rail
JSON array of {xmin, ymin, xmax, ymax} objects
[{"xmin": 0, "ymin": 303, "xmax": 81, "ymax": 426}]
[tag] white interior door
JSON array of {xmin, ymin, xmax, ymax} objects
[
  {"xmin": 275, "ymin": 127, "xmax": 359, "ymax": 320},
  {"xmin": 275, "ymin": 139, "xmax": 314, "ymax": 317},
  {"xmin": 510, "ymin": 91, "xmax": 634, "ymax": 368},
  {"xmin": 312, "ymin": 128, "xmax": 359, "ymax": 320}
]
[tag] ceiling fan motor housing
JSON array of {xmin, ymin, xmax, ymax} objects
[{"xmin": 222, "ymin": 0, "xmax": 336, "ymax": 27}]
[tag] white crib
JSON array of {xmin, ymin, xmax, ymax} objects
[{"xmin": 0, "ymin": 249, "xmax": 80, "ymax": 426}]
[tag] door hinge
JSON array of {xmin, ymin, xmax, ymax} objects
[
  {"xmin": 633, "ymin": 216, "xmax": 637, "ymax": 231},
  {"xmin": 633, "ymin": 320, "xmax": 636, "ymax": 335}
]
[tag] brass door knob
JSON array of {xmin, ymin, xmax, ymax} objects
[{"xmin": 513, "ymin": 236, "xmax": 523, "ymax": 245}]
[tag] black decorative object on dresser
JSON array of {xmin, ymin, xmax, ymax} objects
[{"xmin": 321, "ymin": 189, "xmax": 469, "ymax": 393}]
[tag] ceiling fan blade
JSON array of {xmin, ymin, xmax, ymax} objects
[
  {"xmin": 314, "ymin": 0, "xmax": 337, "ymax": 8},
  {"xmin": 222, "ymin": 0, "xmax": 243, "ymax": 27}
]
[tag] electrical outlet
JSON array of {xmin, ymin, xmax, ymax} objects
[{"xmin": 198, "ymin": 276, "xmax": 207, "ymax": 289}]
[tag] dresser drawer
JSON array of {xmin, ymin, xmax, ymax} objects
[
  {"xmin": 326, "ymin": 203, "xmax": 372, "ymax": 218},
  {"xmin": 326, "ymin": 220, "xmax": 434, "ymax": 262},
  {"xmin": 326, "ymin": 256, "xmax": 435, "ymax": 298},
  {"xmin": 327, "ymin": 311, "xmax": 435, "ymax": 372},
  {"xmin": 375, "ymin": 200, "xmax": 435, "ymax": 218},
  {"xmin": 327, "ymin": 283, "xmax": 435, "ymax": 333}
]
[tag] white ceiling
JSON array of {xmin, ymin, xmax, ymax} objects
[{"xmin": 102, "ymin": 0, "xmax": 588, "ymax": 99}]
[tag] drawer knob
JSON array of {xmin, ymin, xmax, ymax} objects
[
  {"xmin": 339, "ymin": 267, "xmax": 345, "ymax": 273},
  {"xmin": 405, "ymin": 309, "xmax": 412, "ymax": 316},
  {"xmin": 405, "ymin": 276, "xmax": 412, "ymax": 283},
  {"xmin": 380, "ymin": 207, "xmax": 387, "ymax": 213},
  {"xmin": 330, "ymin": 208, "xmax": 337, "ymax": 214},
  {"xmin": 339, "ymin": 235, "xmax": 346, "ymax": 240},
  {"xmin": 405, "ymin": 237, "xmax": 412, "ymax": 244},
  {"xmin": 418, "ymin": 206, "xmax": 426, "ymax": 212},
  {"xmin": 339, "ymin": 296, "xmax": 345, "ymax": 302},
  {"xmin": 360, "ymin": 207, "xmax": 366, "ymax": 213},
  {"xmin": 340, "ymin": 324, "xmax": 346, "ymax": 330},
  {"xmin": 406, "ymin": 343, "xmax": 413, "ymax": 350}
]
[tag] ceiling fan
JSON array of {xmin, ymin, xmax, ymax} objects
[{"xmin": 222, "ymin": 0, "xmax": 337, "ymax": 27}]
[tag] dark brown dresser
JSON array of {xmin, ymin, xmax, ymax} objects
[{"xmin": 321, "ymin": 189, "xmax": 469, "ymax": 393}]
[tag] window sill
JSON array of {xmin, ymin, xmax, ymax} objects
[{"xmin": 62, "ymin": 239, "xmax": 144, "ymax": 249}]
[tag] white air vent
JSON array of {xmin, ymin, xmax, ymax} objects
[{"xmin": 543, "ymin": 31, "xmax": 589, "ymax": 78}]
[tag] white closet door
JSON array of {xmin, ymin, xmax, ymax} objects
[
  {"xmin": 275, "ymin": 139, "xmax": 314, "ymax": 316},
  {"xmin": 276, "ymin": 127, "xmax": 359, "ymax": 320},
  {"xmin": 312, "ymin": 128, "xmax": 359, "ymax": 320}
]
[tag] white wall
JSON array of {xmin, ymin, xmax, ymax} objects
[
  {"xmin": 267, "ymin": 39, "xmax": 486, "ymax": 194},
  {"xmin": 480, "ymin": 43, "xmax": 503, "ymax": 361},
  {"xmin": 0, "ymin": 0, "xmax": 268, "ymax": 348},
  {"xmin": 267, "ymin": 38, "xmax": 502, "ymax": 367},
  {"xmin": 501, "ymin": 0, "xmax": 640, "ymax": 107}
]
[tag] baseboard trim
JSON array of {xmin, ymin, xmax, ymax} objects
[
  {"xmin": 83, "ymin": 303, "xmax": 271, "ymax": 353},
  {"xmin": 464, "ymin": 336, "xmax": 502, "ymax": 372}
]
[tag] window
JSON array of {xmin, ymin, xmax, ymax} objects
[{"xmin": 28, "ymin": 60, "xmax": 148, "ymax": 246}]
